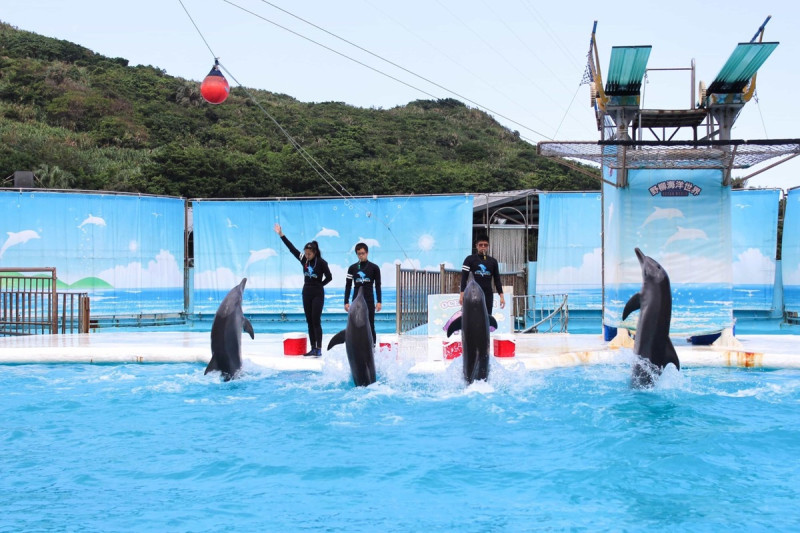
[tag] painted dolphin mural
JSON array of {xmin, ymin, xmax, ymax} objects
[
  {"xmin": 446, "ymin": 273, "xmax": 498, "ymax": 384},
  {"xmin": 328, "ymin": 290, "xmax": 376, "ymax": 387},
  {"xmin": 205, "ymin": 278, "xmax": 254, "ymax": 381},
  {"xmin": 0, "ymin": 230, "xmax": 40, "ymax": 259},
  {"xmin": 622, "ymin": 248, "xmax": 680, "ymax": 388}
]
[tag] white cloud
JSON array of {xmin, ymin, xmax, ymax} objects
[
  {"xmin": 783, "ymin": 263, "xmax": 800, "ymax": 286},
  {"xmin": 538, "ymin": 247, "xmax": 601, "ymax": 286},
  {"xmin": 610, "ymin": 251, "xmax": 732, "ymax": 285},
  {"xmin": 660, "ymin": 252, "xmax": 731, "ymax": 284},
  {"xmin": 98, "ymin": 249, "xmax": 182, "ymax": 288},
  {"xmin": 194, "ymin": 267, "xmax": 237, "ymax": 290},
  {"xmin": 732, "ymin": 247, "xmax": 775, "ymax": 285}
]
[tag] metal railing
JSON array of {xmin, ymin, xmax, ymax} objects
[
  {"xmin": 512, "ymin": 294, "xmax": 569, "ymax": 333},
  {"xmin": 395, "ymin": 264, "xmax": 445, "ymax": 334},
  {"xmin": 0, "ymin": 268, "xmax": 90, "ymax": 336},
  {"xmin": 395, "ymin": 264, "xmax": 527, "ymax": 334}
]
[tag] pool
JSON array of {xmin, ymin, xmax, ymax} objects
[{"xmin": 2, "ymin": 357, "xmax": 799, "ymax": 531}]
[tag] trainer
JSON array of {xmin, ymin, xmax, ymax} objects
[
  {"xmin": 460, "ymin": 233, "xmax": 505, "ymax": 314},
  {"xmin": 344, "ymin": 242, "xmax": 382, "ymax": 342}
]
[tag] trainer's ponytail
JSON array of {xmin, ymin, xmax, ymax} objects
[{"xmin": 304, "ymin": 240, "xmax": 322, "ymax": 259}]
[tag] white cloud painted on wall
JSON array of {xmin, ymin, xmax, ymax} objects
[{"xmin": 98, "ymin": 249, "xmax": 182, "ymax": 288}]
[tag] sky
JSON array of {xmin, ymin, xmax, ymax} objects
[{"xmin": 3, "ymin": 0, "xmax": 800, "ymax": 190}]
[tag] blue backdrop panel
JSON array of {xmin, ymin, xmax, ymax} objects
[
  {"xmin": 0, "ymin": 191, "xmax": 185, "ymax": 315},
  {"xmin": 535, "ymin": 192, "xmax": 602, "ymax": 309},
  {"xmin": 731, "ymin": 189, "xmax": 779, "ymax": 310},
  {"xmin": 782, "ymin": 188, "xmax": 800, "ymax": 314},
  {"xmin": 603, "ymin": 168, "xmax": 733, "ymax": 335},
  {"xmin": 192, "ymin": 195, "xmax": 473, "ymax": 314}
]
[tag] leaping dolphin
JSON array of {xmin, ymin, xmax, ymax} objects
[
  {"xmin": 328, "ymin": 290, "xmax": 376, "ymax": 387},
  {"xmin": 0, "ymin": 230, "xmax": 40, "ymax": 259},
  {"xmin": 622, "ymin": 248, "xmax": 680, "ymax": 388},
  {"xmin": 205, "ymin": 278, "xmax": 254, "ymax": 381},
  {"xmin": 446, "ymin": 273, "xmax": 498, "ymax": 384}
]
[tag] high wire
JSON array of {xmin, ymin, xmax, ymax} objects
[
  {"xmin": 254, "ymin": 0, "xmax": 555, "ymax": 140},
  {"xmin": 176, "ymin": 0, "xmax": 417, "ymax": 263},
  {"xmin": 224, "ymin": 0, "xmax": 554, "ymax": 141}
]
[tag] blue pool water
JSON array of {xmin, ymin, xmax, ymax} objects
[{"xmin": 2, "ymin": 359, "xmax": 800, "ymax": 531}]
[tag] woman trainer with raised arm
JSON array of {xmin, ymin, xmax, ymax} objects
[{"xmin": 274, "ymin": 223, "xmax": 332, "ymax": 357}]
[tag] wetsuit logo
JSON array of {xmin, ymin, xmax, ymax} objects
[
  {"xmin": 475, "ymin": 264, "xmax": 491, "ymax": 277},
  {"xmin": 305, "ymin": 264, "xmax": 318, "ymax": 279},
  {"xmin": 355, "ymin": 270, "xmax": 371, "ymax": 284}
]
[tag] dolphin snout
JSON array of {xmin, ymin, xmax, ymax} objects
[{"xmin": 634, "ymin": 248, "xmax": 645, "ymax": 264}]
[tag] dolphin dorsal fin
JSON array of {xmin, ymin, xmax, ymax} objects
[
  {"xmin": 327, "ymin": 329, "xmax": 347, "ymax": 350},
  {"xmin": 622, "ymin": 293, "xmax": 641, "ymax": 320}
]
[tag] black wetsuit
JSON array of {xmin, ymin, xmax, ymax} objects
[
  {"xmin": 344, "ymin": 260, "xmax": 382, "ymax": 341},
  {"xmin": 460, "ymin": 253, "xmax": 503, "ymax": 313},
  {"xmin": 281, "ymin": 235, "xmax": 332, "ymax": 349}
]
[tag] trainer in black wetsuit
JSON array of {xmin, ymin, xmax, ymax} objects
[
  {"xmin": 460, "ymin": 234, "xmax": 505, "ymax": 314},
  {"xmin": 274, "ymin": 224, "xmax": 332, "ymax": 357},
  {"xmin": 344, "ymin": 242, "xmax": 382, "ymax": 342}
]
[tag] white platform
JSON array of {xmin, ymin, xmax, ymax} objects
[{"xmin": 0, "ymin": 331, "xmax": 798, "ymax": 373}]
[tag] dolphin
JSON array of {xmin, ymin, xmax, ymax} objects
[
  {"xmin": 205, "ymin": 278, "xmax": 254, "ymax": 381},
  {"xmin": 641, "ymin": 206, "xmax": 684, "ymax": 227},
  {"xmin": 664, "ymin": 226, "xmax": 708, "ymax": 247},
  {"xmin": 446, "ymin": 273, "xmax": 498, "ymax": 384},
  {"xmin": 622, "ymin": 248, "xmax": 680, "ymax": 388},
  {"xmin": 78, "ymin": 214, "xmax": 106, "ymax": 229},
  {"xmin": 314, "ymin": 227, "xmax": 340, "ymax": 239},
  {"xmin": 0, "ymin": 230, "xmax": 40, "ymax": 259},
  {"xmin": 243, "ymin": 247, "xmax": 277, "ymax": 270},
  {"xmin": 328, "ymin": 290, "xmax": 376, "ymax": 387}
]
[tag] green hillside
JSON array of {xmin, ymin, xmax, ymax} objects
[
  {"xmin": 68, "ymin": 277, "xmax": 113, "ymax": 290},
  {"xmin": 0, "ymin": 21, "xmax": 599, "ymax": 197}
]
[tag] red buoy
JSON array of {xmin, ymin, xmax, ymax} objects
[{"xmin": 200, "ymin": 62, "xmax": 229, "ymax": 104}]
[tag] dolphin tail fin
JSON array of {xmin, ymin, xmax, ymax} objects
[
  {"xmin": 204, "ymin": 355, "xmax": 219, "ymax": 375},
  {"xmin": 622, "ymin": 293, "xmax": 641, "ymax": 320},
  {"xmin": 327, "ymin": 329, "xmax": 346, "ymax": 350},
  {"xmin": 243, "ymin": 317, "xmax": 255, "ymax": 339},
  {"xmin": 665, "ymin": 337, "xmax": 680, "ymax": 370},
  {"xmin": 446, "ymin": 317, "xmax": 462, "ymax": 337},
  {"xmin": 489, "ymin": 316, "xmax": 498, "ymax": 330}
]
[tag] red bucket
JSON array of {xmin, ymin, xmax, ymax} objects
[
  {"xmin": 283, "ymin": 333, "xmax": 307, "ymax": 356},
  {"xmin": 493, "ymin": 335, "xmax": 516, "ymax": 358},
  {"xmin": 443, "ymin": 340, "xmax": 462, "ymax": 360},
  {"xmin": 379, "ymin": 342, "xmax": 397, "ymax": 353}
]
